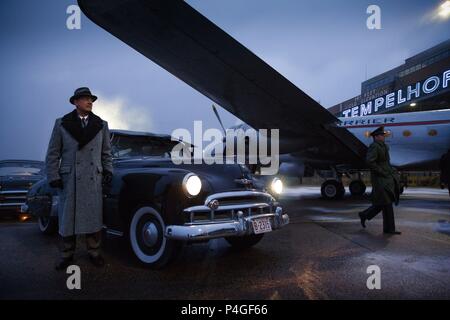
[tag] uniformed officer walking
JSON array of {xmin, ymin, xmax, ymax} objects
[
  {"xmin": 358, "ymin": 126, "xmax": 401, "ymax": 235},
  {"xmin": 45, "ymin": 87, "xmax": 113, "ymax": 270}
]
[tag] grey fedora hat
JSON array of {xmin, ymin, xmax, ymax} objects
[{"xmin": 69, "ymin": 87, "xmax": 98, "ymax": 105}]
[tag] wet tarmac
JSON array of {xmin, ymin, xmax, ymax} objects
[{"xmin": 1, "ymin": 187, "xmax": 449, "ymax": 300}]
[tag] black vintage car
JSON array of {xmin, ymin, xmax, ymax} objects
[
  {"xmin": 23, "ymin": 129, "xmax": 289, "ymax": 268},
  {"xmin": 0, "ymin": 160, "xmax": 45, "ymax": 217}
]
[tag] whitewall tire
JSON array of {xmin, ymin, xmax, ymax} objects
[{"xmin": 129, "ymin": 206, "xmax": 180, "ymax": 268}]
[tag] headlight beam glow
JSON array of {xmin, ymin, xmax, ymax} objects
[
  {"xmin": 183, "ymin": 173, "xmax": 202, "ymax": 197},
  {"xmin": 271, "ymin": 178, "xmax": 283, "ymax": 195}
]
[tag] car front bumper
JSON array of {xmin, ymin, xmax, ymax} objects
[{"xmin": 165, "ymin": 190, "xmax": 289, "ymax": 241}]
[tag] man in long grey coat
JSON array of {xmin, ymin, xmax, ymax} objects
[{"xmin": 45, "ymin": 87, "xmax": 113, "ymax": 270}]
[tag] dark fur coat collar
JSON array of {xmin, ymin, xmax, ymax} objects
[{"xmin": 61, "ymin": 109, "xmax": 104, "ymax": 150}]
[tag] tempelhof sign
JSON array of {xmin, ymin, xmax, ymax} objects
[{"xmin": 340, "ymin": 69, "xmax": 450, "ymax": 118}]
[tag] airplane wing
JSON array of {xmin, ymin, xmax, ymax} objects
[{"xmin": 78, "ymin": 0, "xmax": 367, "ymax": 166}]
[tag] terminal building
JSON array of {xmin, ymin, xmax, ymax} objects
[{"xmin": 328, "ymin": 40, "xmax": 450, "ymax": 118}]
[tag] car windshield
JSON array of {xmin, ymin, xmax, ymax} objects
[
  {"xmin": 111, "ymin": 135, "xmax": 179, "ymax": 159},
  {"xmin": 0, "ymin": 162, "xmax": 44, "ymax": 176}
]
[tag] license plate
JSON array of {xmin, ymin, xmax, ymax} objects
[{"xmin": 252, "ymin": 217, "xmax": 272, "ymax": 234}]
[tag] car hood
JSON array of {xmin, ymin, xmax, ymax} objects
[{"xmin": 113, "ymin": 157, "xmax": 255, "ymax": 193}]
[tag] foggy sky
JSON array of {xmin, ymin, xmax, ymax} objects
[{"xmin": 1, "ymin": 0, "xmax": 449, "ymax": 161}]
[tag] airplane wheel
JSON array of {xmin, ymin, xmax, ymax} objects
[
  {"xmin": 349, "ymin": 180, "xmax": 366, "ymax": 196},
  {"xmin": 321, "ymin": 180, "xmax": 345, "ymax": 200}
]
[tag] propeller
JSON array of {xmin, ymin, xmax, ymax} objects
[{"xmin": 212, "ymin": 104, "xmax": 227, "ymax": 136}]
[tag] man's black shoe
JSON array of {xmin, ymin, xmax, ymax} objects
[
  {"xmin": 55, "ymin": 257, "xmax": 73, "ymax": 270},
  {"xmin": 358, "ymin": 212, "xmax": 366, "ymax": 228},
  {"xmin": 384, "ymin": 231, "xmax": 401, "ymax": 235},
  {"xmin": 89, "ymin": 254, "xmax": 105, "ymax": 267}
]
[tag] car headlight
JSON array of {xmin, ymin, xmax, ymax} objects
[
  {"xmin": 270, "ymin": 177, "xmax": 283, "ymax": 195},
  {"xmin": 183, "ymin": 173, "xmax": 202, "ymax": 197}
]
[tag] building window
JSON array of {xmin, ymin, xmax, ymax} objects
[{"xmin": 399, "ymin": 49, "xmax": 450, "ymax": 78}]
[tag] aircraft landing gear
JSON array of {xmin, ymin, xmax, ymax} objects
[
  {"xmin": 349, "ymin": 179, "xmax": 366, "ymax": 196},
  {"xmin": 321, "ymin": 179, "xmax": 345, "ymax": 200}
]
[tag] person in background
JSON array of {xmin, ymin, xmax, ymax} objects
[{"xmin": 358, "ymin": 126, "xmax": 401, "ymax": 235}]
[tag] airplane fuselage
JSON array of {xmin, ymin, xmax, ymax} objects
[{"xmin": 338, "ymin": 109, "xmax": 450, "ymax": 170}]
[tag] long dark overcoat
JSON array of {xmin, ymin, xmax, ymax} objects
[
  {"xmin": 45, "ymin": 109, "xmax": 113, "ymax": 236},
  {"xmin": 366, "ymin": 140, "xmax": 400, "ymax": 206}
]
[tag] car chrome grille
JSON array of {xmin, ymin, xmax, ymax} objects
[{"xmin": 184, "ymin": 191, "xmax": 277, "ymax": 225}]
